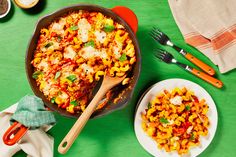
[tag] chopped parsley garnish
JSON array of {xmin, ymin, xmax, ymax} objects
[
  {"xmin": 103, "ymin": 25, "xmax": 115, "ymax": 32},
  {"xmin": 84, "ymin": 40, "xmax": 95, "ymax": 47},
  {"xmin": 51, "ymin": 97, "xmax": 56, "ymax": 103},
  {"xmin": 190, "ymin": 133, "xmax": 195, "ymax": 140},
  {"xmin": 119, "ymin": 53, "xmax": 127, "ymax": 62},
  {"xmin": 44, "ymin": 42, "xmax": 53, "ymax": 48},
  {"xmin": 185, "ymin": 105, "xmax": 191, "ymax": 111},
  {"xmin": 32, "ymin": 71, "xmax": 42, "ymax": 79},
  {"xmin": 66, "ymin": 75, "xmax": 77, "ymax": 82},
  {"xmin": 57, "ymin": 36, "xmax": 62, "ymax": 42},
  {"xmin": 160, "ymin": 117, "xmax": 169, "ymax": 124},
  {"xmin": 54, "ymin": 71, "xmax": 61, "ymax": 80},
  {"xmin": 70, "ymin": 100, "xmax": 78, "ymax": 106},
  {"xmin": 148, "ymin": 102, "xmax": 152, "ymax": 109},
  {"xmin": 70, "ymin": 25, "xmax": 79, "ymax": 31}
]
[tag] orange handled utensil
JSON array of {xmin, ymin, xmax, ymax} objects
[
  {"xmin": 184, "ymin": 52, "xmax": 215, "ymax": 76},
  {"xmin": 3, "ymin": 122, "xmax": 29, "ymax": 146},
  {"xmin": 155, "ymin": 49, "xmax": 223, "ymax": 88},
  {"xmin": 191, "ymin": 68, "xmax": 222, "ymax": 88},
  {"xmin": 150, "ymin": 27, "xmax": 215, "ymax": 76}
]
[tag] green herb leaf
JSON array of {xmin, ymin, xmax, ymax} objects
[
  {"xmin": 57, "ymin": 36, "xmax": 62, "ymax": 42},
  {"xmin": 45, "ymin": 42, "xmax": 53, "ymax": 48},
  {"xmin": 103, "ymin": 25, "xmax": 115, "ymax": 32},
  {"xmin": 54, "ymin": 71, "xmax": 61, "ymax": 80},
  {"xmin": 119, "ymin": 53, "xmax": 127, "ymax": 62},
  {"xmin": 51, "ymin": 97, "xmax": 56, "ymax": 103},
  {"xmin": 32, "ymin": 71, "xmax": 42, "ymax": 79},
  {"xmin": 66, "ymin": 75, "xmax": 77, "ymax": 82},
  {"xmin": 84, "ymin": 40, "xmax": 95, "ymax": 47},
  {"xmin": 70, "ymin": 100, "xmax": 78, "ymax": 106},
  {"xmin": 160, "ymin": 117, "xmax": 169, "ymax": 124},
  {"xmin": 185, "ymin": 105, "xmax": 191, "ymax": 111},
  {"xmin": 70, "ymin": 25, "xmax": 79, "ymax": 31},
  {"xmin": 148, "ymin": 103, "xmax": 152, "ymax": 109},
  {"xmin": 190, "ymin": 133, "xmax": 195, "ymax": 140}
]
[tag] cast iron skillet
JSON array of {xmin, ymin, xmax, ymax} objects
[{"xmin": 25, "ymin": 4, "xmax": 141, "ymax": 119}]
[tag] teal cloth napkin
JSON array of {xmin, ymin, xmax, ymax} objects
[{"xmin": 10, "ymin": 95, "xmax": 56, "ymax": 129}]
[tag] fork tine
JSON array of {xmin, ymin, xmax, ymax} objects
[
  {"xmin": 152, "ymin": 27, "xmax": 162, "ymax": 35},
  {"xmin": 155, "ymin": 28, "xmax": 162, "ymax": 34},
  {"xmin": 154, "ymin": 49, "xmax": 166, "ymax": 59},
  {"xmin": 150, "ymin": 31, "xmax": 163, "ymax": 42},
  {"xmin": 153, "ymin": 27, "xmax": 163, "ymax": 34},
  {"xmin": 154, "ymin": 53, "xmax": 164, "ymax": 61},
  {"xmin": 155, "ymin": 49, "xmax": 165, "ymax": 54},
  {"xmin": 151, "ymin": 27, "xmax": 162, "ymax": 36},
  {"xmin": 150, "ymin": 31, "xmax": 162, "ymax": 41},
  {"xmin": 149, "ymin": 32, "xmax": 160, "ymax": 41}
]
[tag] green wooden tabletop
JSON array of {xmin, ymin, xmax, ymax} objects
[{"xmin": 0, "ymin": 0, "xmax": 236, "ymax": 157}]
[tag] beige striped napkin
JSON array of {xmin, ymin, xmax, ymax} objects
[{"xmin": 168, "ymin": 0, "xmax": 236, "ymax": 73}]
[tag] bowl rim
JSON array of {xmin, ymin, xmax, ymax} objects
[
  {"xmin": 14, "ymin": 0, "xmax": 39, "ymax": 9},
  {"xmin": 25, "ymin": 4, "xmax": 141, "ymax": 119},
  {"xmin": 0, "ymin": 0, "xmax": 11, "ymax": 18}
]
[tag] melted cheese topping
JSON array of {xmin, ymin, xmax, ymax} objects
[
  {"xmin": 49, "ymin": 41, "xmax": 60, "ymax": 50},
  {"xmin": 186, "ymin": 126, "xmax": 193, "ymax": 134},
  {"xmin": 80, "ymin": 46, "xmax": 108, "ymax": 59},
  {"xmin": 51, "ymin": 18, "xmax": 66, "ymax": 34},
  {"xmin": 113, "ymin": 46, "xmax": 121, "ymax": 59},
  {"xmin": 64, "ymin": 46, "xmax": 76, "ymax": 59},
  {"xmin": 42, "ymin": 81, "xmax": 51, "ymax": 95},
  {"xmin": 77, "ymin": 18, "xmax": 91, "ymax": 42},
  {"xmin": 51, "ymin": 58, "xmax": 59, "ymax": 64},
  {"xmin": 38, "ymin": 60, "xmax": 49, "ymax": 71},
  {"xmin": 80, "ymin": 63, "xmax": 94, "ymax": 74},
  {"xmin": 94, "ymin": 30, "xmax": 106, "ymax": 43},
  {"xmin": 170, "ymin": 96, "xmax": 183, "ymax": 106},
  {"xmin": 58, "ymin": 92, "xmax": 69, "ymax": 100}
]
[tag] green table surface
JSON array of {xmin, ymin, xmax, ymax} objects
[{"xmin": 1, "ymin": 0, "xmax": 236, "ymax": 157}]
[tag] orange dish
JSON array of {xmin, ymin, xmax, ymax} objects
[
  {"xmin": 141, "ymin": 87, "xmax": 209, "ymax": 155},
  {"xmin": 31, "ymin": 10, "xmax": 136, "ymax": 114}
]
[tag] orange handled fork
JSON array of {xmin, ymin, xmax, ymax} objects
[
  {"xmin": 150, "ymin": 27, "xmax": 215, "ymax": 76},
  {"xmin": 155, "ymin": 49, "xmax": 223, "ymax": 88}
]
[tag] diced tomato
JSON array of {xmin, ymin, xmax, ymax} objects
[
  {"xmin": 87, "ymin": 17, "xmax": 94, "ymax": 24},
  {"xmin": 51, "ymin": 32, "xmax": 57, "ymax": 37},
  {"xmin": 61, "ymin": 103, "xmax": 69, "ymax": 109},
  {"xmin": 74, "ymin": 92, "xmax": 83, "ymax": 99},
  {"xmin": 174, "ymin": 128, "xmax": 185, "ymax": 135},
  {"xmin": 67, "ymin": 35, "xmax": 74, "ymax": 42},
  {"xmin": 192, "ymin": 95, "xmax": 199, "ymax": 103},
  {"xmin": 183, "ymin": 121, "xmax": 191, "ymax": 130}
]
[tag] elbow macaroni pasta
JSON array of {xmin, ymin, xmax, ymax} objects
[
  {"xmin": 31, "ymin": 10, "xmax": 136, "ymax": 114},
  {"xmin": 141, "ymin": 87, "xmax": 209, "ymax": 155}
]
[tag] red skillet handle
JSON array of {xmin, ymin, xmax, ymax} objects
[
  {"xmin": 3, "ymin": 122, "xmax": 29, "ymax": 146},
  {"xmin": 111, "ymin": 6, "xmax": 138, "ymax": 33}
]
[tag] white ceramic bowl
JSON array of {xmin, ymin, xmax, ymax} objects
[
  {"xmin": 14, "ymin": 0, "xmax": 39, "ymax": 9},
  {"xmin": 134, "ymin": 78, "xmax": 218, "ymax": 157},
  {"xmin": 0, "ymin": 0, "xmax": 11, "ymax": 19}
]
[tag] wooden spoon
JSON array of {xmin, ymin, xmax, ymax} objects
[{"xmin": 58, "ymin": 75, "xmax": 126, "ymax": 154}]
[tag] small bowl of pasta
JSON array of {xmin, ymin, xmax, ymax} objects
[
  {"xmin": 134, "ymin": 79, "xmax": 218, "ymax": 157},
  {"xmin": 25, "ymin": 4, "xmax": 141, "ymax": 118}
]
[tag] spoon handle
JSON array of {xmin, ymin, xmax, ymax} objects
[{"xmin": 58, "ymin": 85, "xmax": 109, "ymax": 154}]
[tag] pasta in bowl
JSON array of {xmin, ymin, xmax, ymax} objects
[
  {"xmin": 141, "ymin": 87, "xmax": 209, "ymax": 155},
  {"xmin": 26, "ymin": 5, "xmax": 140, "ymax": 118},
  {"xmin": 134, "ymin": 79, "xmax": 217, "ymax": 157}
]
